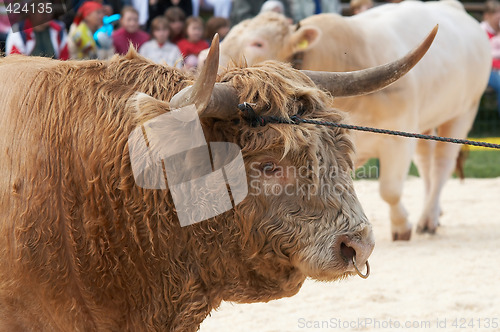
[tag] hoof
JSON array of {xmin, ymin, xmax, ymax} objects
[
  {"xmin": 416, "ymin": 225, "xmax": 427, "ymax": 234},
  {"xmin": 392, "ymin": 229, "xmax": 412, "ymax": 241},
  {"xmin": 416, "ymin": 225, "xmax": 437, "ymax": 235},
  {"xmin": 426, "ymin": 227, "xmax": 437, "ymax": 235}
]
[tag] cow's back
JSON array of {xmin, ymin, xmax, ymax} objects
[
  {"xmin": 0, "ymin": 52, "xmax": 197, "ymax": 330},
  {"xmin": 0, "ymin": 55, "xmax": 134, "ymax": 330},
  {"xmin": 361, "ymin": 0, "xmax": 491, "ymax": 131},
  {"xmin": 301, "ymin": 0, "xmax": 491, "ymax": 132}
]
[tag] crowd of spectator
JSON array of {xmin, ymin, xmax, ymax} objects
[
  {"xmin": 0, "ymin": 0, "xmax": 380, "ymax": 69},
  {"xmin": 481, "ymin": 0, "xmax": 500, "ymax": 116},
  {"xmin": 1, "ymin": 0, "xmax": 236, "ymax": 70},
  {"xmin": 2, "ymin": 0, "xmax": 367, "ymax": 66},
  {"xmin": 1, "ymin": 0, "xmax": 497, "ymax": 91}
]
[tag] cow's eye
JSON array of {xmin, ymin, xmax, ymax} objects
[
  {"xmin": 261, "ymin": 162, "xmax": 277, "ymax": 174},
  {"xmin": 251, "ymin": 41, "xmax": 264, "ymax": 48}
]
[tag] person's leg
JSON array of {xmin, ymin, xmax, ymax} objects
[
  {"xmin": 488, "ymin": 70, "xmax": 500, "ymax": 116},
  {"xmin": 0, "ymin": 33, "xmax": 8, "ymax": 54}
]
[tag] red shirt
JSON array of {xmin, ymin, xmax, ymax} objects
[
  {"xmin": 112, "ymin": 27, "xmax": 150, "ymax": 55},
  {"xmin": 170, "ymin": 33, "xmax": 184, "ymax": 45},
  {"xmin": 481, "ymin": 22, "xmax": 500, "ymax": 70},
  {"xmin": 7, "ymin": 19, "xmax": 69, "ymax": 60},
  {"xmin": 486, "ymin": 30, "xmax": 500, "ymax": 70},
  {"xmin": 177, "ymin": 39, "xmax": 209, "ymax": 58}
]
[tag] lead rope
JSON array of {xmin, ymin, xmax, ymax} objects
[
  {"xmin": 238, "ymin": 102, "xmax": 496, "ymax": 280},
  {"xmin": 238, "ymin": 103, "xmax": 500, "ymax": 150}
]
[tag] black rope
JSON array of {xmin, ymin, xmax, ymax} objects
[{"xmin": 237, "ymin": 103, "xmax": 500, "ymax": 150}]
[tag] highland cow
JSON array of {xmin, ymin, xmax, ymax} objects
[{"xmin": 0, "ymin": 33, "xmax": 433, "ymax": 331}]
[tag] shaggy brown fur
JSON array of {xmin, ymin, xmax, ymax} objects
[{"xmin": 0, "ymin": 51, "xmax": 371, "ymax": 331}]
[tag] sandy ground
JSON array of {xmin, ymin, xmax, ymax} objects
[{"xmin": 200, "ymin": 177, "xmax": 500, "ymax": 332}]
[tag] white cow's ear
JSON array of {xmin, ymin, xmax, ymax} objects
[{"xmin": 290, "ymin": 26, "xmax": 321, "ymax": 54}]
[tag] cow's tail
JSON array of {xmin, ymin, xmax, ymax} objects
[{"xmin": 454, "ymin": 145, "xmax": 469, "ymax": 181}]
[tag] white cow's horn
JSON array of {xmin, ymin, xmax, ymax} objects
[{"xmin": 301, "ymin": 25, "xmax": 438, "ymax": 97}]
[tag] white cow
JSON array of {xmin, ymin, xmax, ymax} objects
[{"xmin": 217, "ymin": 0, "xmax": 491, "ymax": 240}]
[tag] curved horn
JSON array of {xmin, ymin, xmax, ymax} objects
[
  {"xmin": 201, "ymin": 83, "xmax": 240, "ymax": 119},
  {"xmin": 170, "ymin": 34, "xmax": 221, "ymax": 111},
  {"xmin": 169, "ymin": 34, "xmax": 240, "ymax": 119},
  {"xmin": 301, "ymin": 25, "xmax": 438, "ymax": 97}
]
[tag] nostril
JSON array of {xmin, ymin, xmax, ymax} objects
[{"xmin": 340, "ymin": 242, "xmax": 356, "ymax": 262}]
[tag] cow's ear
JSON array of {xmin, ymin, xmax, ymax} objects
[
  {"xmin": 128, "ymin": 92, "xmax": 169, "ymax": 126},
  {"xmin": 290, "ymin": 26, "xmax": 321, "ymax": 54}
]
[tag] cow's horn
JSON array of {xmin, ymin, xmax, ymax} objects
[
  {"xmin": 170, "ymin": 34, "xmax": 221, "ymax": 112},
  {"xmin": 201, "ymin": 83, "xmax": 240, "ymax": 119},
  {"xmin": 301, "ymin": 25, "xmax": 438, "ymax": 97},
  {"xmin": 169, "ymin": 34, "xmax": 240, "ymax": 119}
]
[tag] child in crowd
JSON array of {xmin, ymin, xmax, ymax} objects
[
  {"xmin": 68, "ymin": 1, "xmax": 105, "ymax": 59},
  {"xmin": 6, "ymin": 0, "xmax": 69, "ymax": 59},
  {"xmin": 139, "ymin": 16, "xmax": 183, "ymax": 68},
  {"xmin": 204, "ymin": 16, "xmax": 230, "ymax": 44},
  {"xmin": 481, "ymin": 0, "xmax": 500, "ymax": 116},
  {"xmin": 259, "ymin": 0, "xmax": 285, "ymax": 14},
  {"xmin": 177, "ymin": 16, "xmax": 209, "ymax": 71},
  {"xmin": 349, "ymin": 0, "xmax": 373, "ymax": 15},
  {"xmin": 112, "ymin": 6, "xmax": 149, "ymax": 55},
  {"xmin": 165, "ymin": 6, "xmax": 187, "ymax": 44}
]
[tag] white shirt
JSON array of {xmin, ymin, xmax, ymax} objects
[
  {"xmin": 132, "ymin": 0, "xmax": 149, "ymax": 26},
  {"xmin": 139, "ymin": 40, "xmax": 183, "ymax": 68}
]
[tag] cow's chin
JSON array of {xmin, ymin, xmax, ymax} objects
[
  {"xmin": 307, "ymin": 269, "xmax": 357, "ymax": 282},
  {"xmin": 294, "ymin": 255, "xmax": 357, "ymax": 282}
]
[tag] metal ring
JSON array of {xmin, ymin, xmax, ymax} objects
[{"xmin": 353, "ymin": 257, "xmax": 370, "ymax": 279}]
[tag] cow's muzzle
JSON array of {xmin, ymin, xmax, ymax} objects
[{"xmin": 334, "ymin": 227, "xmax": 374, "ymax": 279}]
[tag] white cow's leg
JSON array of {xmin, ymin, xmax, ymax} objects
[
  {"xmin": 379, "ymin": 138, "xmax": 416, "ymax": 241},
  {"xmin": 416, "ymin": 109, "xmax": 478, "ymax": 234},
  {"xmin": 413, "ymin": 129, "xmax": 436, "ymax": 196},
  {"xmin": 413, "ymin": 131, "xmax": 442, "ymax": 223}
]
